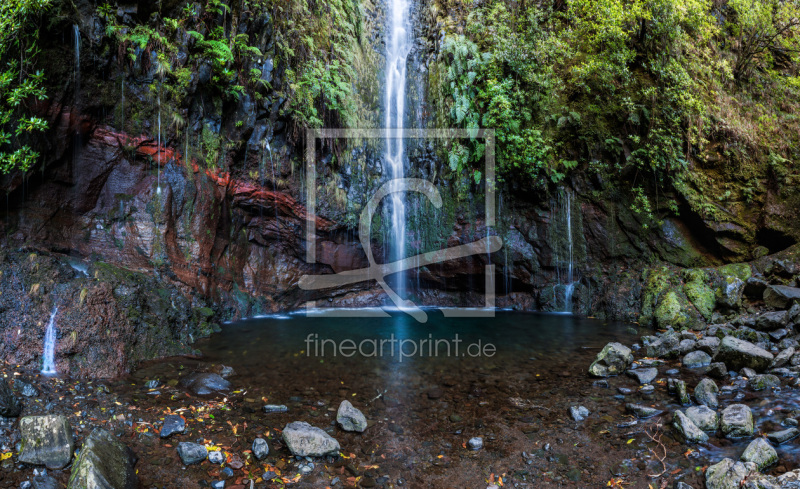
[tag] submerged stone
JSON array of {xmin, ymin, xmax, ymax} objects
[
  {"xmin": 337, "ymin": 400, "xmax": 367, "ymax": 432},
  {"xmin": 588, "ymin": 343, "xmax": 633, "ymax": 377},
  {"xmin": 741, "ymin": 437, "xmax": 778, "ymax": 470},
  {"xmin": 176, "ymin": 442, "xmax": 208, "ymax": 465},
  {"xmin": 282, "ymin": 421, "xmax": 340, "ymax": 457},
  {"xmin": 673, "ymin": 411, "xmax": 708, "ymax": 443}
]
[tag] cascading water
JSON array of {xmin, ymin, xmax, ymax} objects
[
  {"xmin": 560, "ymin": 190, "xmax": 575, "ymax": 312},
  {"xmin": 41, "ymin": 306, "xmax": 59, "ymax": 375},
  {"xmin": 384, "ymin": 0, "xmax": 412, "ymax": 299}
]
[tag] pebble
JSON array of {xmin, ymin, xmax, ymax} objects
[
  {"xmin": 665, "ymin": 369, "xmax": 680, "ymax": 375},
  {"xmin": 208, "ymin": 450, "xmax": 225, "ymax": 464},
  {"xmin": 468, "ymin": 437, "xmax": 483, "ymax": 450},
  {"xmin": 262, "ymin": 404, "xmax": 288, "ymax": 414}
]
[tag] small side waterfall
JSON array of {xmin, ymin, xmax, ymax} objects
[
  {"xmin": 384, "ymin": 0, "xmax": 412, "ymax": 298},
  {"xmin": 563, "ymin": 190, "xmax": 574, "ymax": 311},
  {"xmin": 41, "ymin": 307, "xmax": 59, "ymax": 375}
]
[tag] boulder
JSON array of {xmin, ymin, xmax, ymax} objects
[
  {"xmin": 755, "ymin": 311, "xmax": 788, "ymax": 331},
  {"xmin": 685, "ymin": 405, "xmax": 719, "ymax": 431},
  {"xmin": 697, "ymin": 337, "xmax": 721, "ymax": 355},
  {"xmin": 714, "ymin": 336, "xmax": 774, "ymax": 372},
  {"xmin": 717, "ymin": 276, "xmax": 745, "ymax": 310},
  {"xmin": 588, "ymin": 343, "xmax": 633, "ymax": 377},
  {"xmin": 763, "ymin": 285, "xmax": 800, "ymax": 309},
  {"xmin": 749, "ymin": 374, "xmax": 780, "ymax": 391},
  {"xmin": 646, "ymin": 330, "xmax": 681, "ymax": 359},
  {"xmin": 0, "ymin": 378, "xmax": 22, "ymax": 417},
  {"xmin": 67, "ymin": 428, "xmax": 137, "ymax": 489},
  {"xmin": 336, "ymin": 400, "xmax": 367, "ymax": 432},
  {"xmin": 673, "ymin": 411, "xmax": 708, "ymax": 443},
  {"xmin": 705, "ymin": 458, "xmax": 754, "ymax": 489},
  {"xmin": 772, "ymin": 347, "xmax": 795, "ymax": 368},
  {"xmin": 683, "ymin": 351, "xmax": 712, "ymax": 368},
  {"xmin": 706, "ymin": 362, "xmax": 728, "ymax": 379},
  {"xmin": 721, "ymin": 404, "xmax": 754, "ymax": 438},
  {"xmin": 767, "ymin": 428, "xmax": 799, "ymax": 444},
  {"xmin": 627, "ymin": 368, "xmax": 657, "ymax": 384},
  {"xmin": 179, "ymin": 373, "xmax": 231, "ymax": 396},
  {"xmin": 176, "ymin": 442, "xmax": 208, "ymax": 465},
  {"xmin": 668, "ymin": 378, "xmax": 690, "ymax": 405},
  {"xmin": 694, "ymin": 378, "xmax": 719, "ymax": 408},
  {"xmin": 18, "ymin": 415, "xmax": 74, "ymax": 469},
  {"xmin": 740, "ymin": 437, "xmax": 777, "ymax": 470},
  {"xmin": 679, "ymin": 339, "xmax": 698, "ymax": 354},
  {"xmin": 282, "ymin": 421, "xmax": 340, "ymax": 457}
]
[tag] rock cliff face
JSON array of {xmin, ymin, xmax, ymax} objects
[{"xmin": 1, "ymin": 0, "xmax": 799, "ymax": 377}]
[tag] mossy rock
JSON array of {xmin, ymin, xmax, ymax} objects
[
  {"xmin": 717, "ymin": 262, "xmax": 753, "ymax": 282},
  {"xmin": 639, "ymin": 267, "xmax": 673, "ymax": 326},
  {"xmin": 682, "ymin": 269, "xmax": 715, "ymax": 321},
  {"xmin": 655, "ymin": 291, "xmax": 689, "ymax": 329}
]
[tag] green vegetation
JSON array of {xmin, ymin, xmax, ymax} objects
[
  {"xmin": 430, "ymin": 0, "xmax": 800, "ymax": 214},
  {"xmin": 0, "ymin": 0, "xmax": 51, "ymax": 173}
]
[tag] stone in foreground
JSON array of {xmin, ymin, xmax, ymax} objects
[
  {"xmin": 684, "ymin": 405, "xmax": 719, "ymax": 431},
  {"xmin": 179, "ymin": 373, "xmax": 231, "ymax": 396},
  {"xmin": 18, "ymin": 415, "xmax": 74, "ymax": 469},
  {"xmin": 741, "ymin": 437, "xmax": 778, "ymax": 470},
  {"xmin": 262, "ymin": 404, "xmax": 288, "ymax": 414},
  {"xmin": 569, "ymin": 406, "xmax": 590, "ymax": 422},
  {"xmin": 160, "ymin": 414, "xmax": 185, "ymax": 438},
  {"xmin": 337, "ymin": 400, "xmax": 367, "ymax": 432},
  {"xmin": 627, "ymin": 368, "xmax": 657, "ymax": 384},
  {"xmin": 673, "ymin": 411, "xmax": 708, "ymax": 443},
  {"xmin": 767, "ymin": 428, "xmax": 800, "ymax": 444},
  {"xmin": 177, "ymin": 442, "xmax": 208, "ymax": 465},
  {"xmin": 705, "ymin": 458, "xmax": 754, "ymax": 489},
  {"xmin": 749, "ymin": 374, "xmax": 780, "ymax": 391},
  {"xmin": 721, "ymin": 404, "xmax": 754, "ymax": 438},
  {"xmin": 714, "ymin": 336, "xmax": 774, "ymax": 372},
  {"xmin": 67, "ymin": 428, "xmax": 137, "ymax": 489},
  {"xmin": 588, "ymin": 342, "xmax": 633, "ymax": 377},
  {"xmin": 468, "ymin": 437, "xmax": 483, "ymax": 450},
  {"xmin": 282, "ymin": 421, "xmax": 340, "ymax": 457}
]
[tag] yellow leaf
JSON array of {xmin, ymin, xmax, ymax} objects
[{"xmin": 626, "ymin": 438, "xmax": 634, "ymax": 444}]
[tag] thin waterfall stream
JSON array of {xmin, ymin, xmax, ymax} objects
[
  {"xmin": 41, "ymin": 306, "xmax": 58, "ymax": 375},
  {"xmin": 384, "ymin": 0, "xmax": 412, "ymax": 299}
]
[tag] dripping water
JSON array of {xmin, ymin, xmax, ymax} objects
[
  {"xmin": 41, "ymin": 306, "xmax": 59, "ymax": 375},
  {"xmin": 562, "ymin": 190, "xmax": 575, "ymax": 312}
]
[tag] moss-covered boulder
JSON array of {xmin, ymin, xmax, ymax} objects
[
  {"xmin": 589, "ymin": 342, "xmax": 633, "ymax": 377},
  {"xmin": 18, "ymin": 415, "xmax": 74, "ymax": 469},
  {"xmin": 683, "ymin": 269, "xmax": 715, "ymax": 321},
  {"xmin": 67, "ymin": 428, "xmax": 137, "ymax": 489}
]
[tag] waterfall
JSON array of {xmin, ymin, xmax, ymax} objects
[
  {"xmin": 72, "ymin": 25, "xmax": 81, "ymax": 170},
  {"xmin": 385, "ymin": 0, "xmax": 411, "ymax": 298},
  {"xmin": 41, "ymin": 307, "xmax": 59, "ymax": 375},
  {"xmin": 562, "ymin": 190, "xmax": 575, "ymax": 312}
]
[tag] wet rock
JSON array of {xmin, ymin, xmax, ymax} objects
[
  {"xmin": 714, "ymin": 336, "xmax": 774, "ymax": 372},
  {"xmin": 625, "ymin": 403, "xmax": 663, "ymax": 419},
  {"xmin": 627, "ymin": 368, "xmax": 657, "ymax": 384},
  {"xmin": 176, "ymin": 442, "xmax": 208, "ymax": 465},
  {"xmin": 755, "ymin": 311, "xmax": 789, "ymax": 331},
  {"xmin": 697, "ymin": 337, "xmax": 721, "ymax": 355},
  {"xmin": 764, "ymin": 285, "xmax": 800, "ymax": 310},
  {"xmin": 721, "ymin": 404, "xmax": 754, "ymax": 438},
  {"xmin": 336, "ymin": 400, "xmax": 367, "ymax": 432},
  {"xmin": 19, "ymin": 415, "xmax": 74, "ymax": 469},
  {"xmin": 0, "ymin": 379, "xmax": 22, "ymax": 417},
  {"xmin": 772, "ymin": 347, "xmax": 795, "ymax": 368},
  {"xmin": 252, "ymin": 438, "xmax": 269, "ymax": 460},
  {"xmin": 673, "ymin": 411, "xmax": 708, "ymax": 443},
  {"xmin": 668, "ymin": 378, "xmax": 690, "ymax": 405},
  {"xmin": 741, "ymin": 367, "xmax": 757, "ymax": 378},
  {"xmin": 210, "ymin": 481, "xmax": 224, "ymax": 489},
  {"xmin": 665, "ymin": 368, "xmax": 680, "ymax": 375},
  {"xmin": 160, "ymin": 415, "xmax": 185, "ymax": 438},
  {"xmin": 468, "ymin": 437, "xmax": 483, "ymax": 450},
  {"xmin": 282, "ymin": 421, "xmax": 340, "ymax": 457},
  {"xmin": 17, "ymin": 381, "xmax": 38, "ymax": 398},
  {"xmin": 262, "ymin": 404, "xmax": 288, "ymax": 413},
  {"xmin": 683, "ymin": 351, "xmax": 712, "ymax": 368},
  {"xmin": 741, "ymin": 437, "xmax": 777, "ymax": 470},
  {"xmin": 767, "ymin": 428, "xmax": 799, "ymax": 444},
  {"xmin": 706, "ymin": 362, "xmax": 728, "ymax": 379},
  {"xmin": 640, "ymin": 385, "xmax": 655, "ymax": 394},
  {"xmin": 749, "ymin": 374, "xmax": 780, "ymax": 391},
  {"xmin": 569, "ymin": 406, "xmax": 589, "ymax": 422},
  {"xmin": 694, "ymin": 378, "xmax": 719, "ymax": 408},
  {"xmin": 646, "ymin": 331, "xmax": 681, "ymax": 359},
  {"xmin": 31, "ymin": 474, "xmax": 58, "ymax": 489},
  {"xmin": 674, "ymin": 483, "xmax": 694, "ymax": 489},
  {"xmin": 679, "ymin": 339, "xmax": 698, "ymax": 354},
  {"xmin": 179, "ymin": 373, "xmax": 231, "ymax": 396},
  {"xmin": 744, "ymin": 277, "xmax": 769, "ymax": 299},
  {"xmin": 67, "ymin": 428, "xmax": 137, "ymax": 489},
  {"xmin": 208, "ymin": 450, "xmax": 224, "ymax": 464},
  {"xmin": 770, "ymin": 328, "xmax": 790, "ymax": 341},
  {"xmin": 588, "ymin": 343, "xmax": 633, "ymax": 377},
  {"xmin": 685, "ymin": 405, "xmax": 719, "ymax": 431},
  {"xmin": 706, "ymin": 458, "xmax": 754, "ymax": 489}
]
